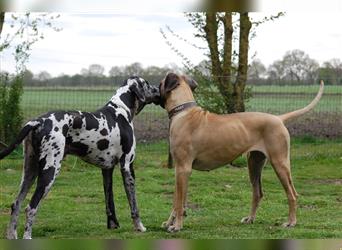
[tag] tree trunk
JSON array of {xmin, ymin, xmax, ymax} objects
[
  {"xmin": 203, "ymin": 12, "xmax": 252, "ymax": 114},
  {"xmin": 0, "ymin": 12, "xmax": 5, "ymax": 37},
  {"xmin": 204, "ymin": 12, "xmax": 236, "ymax": 113},
  {"xmin": 221, "ymin": 12, "xmax": 234, "ymax": 112},
  {"xmin": 222, "ymin": 13, "xmax": 233, "ymax": 81},
  {"xmin": 234, "ymin": 12, "xmax": 252, "ymax": 112},
  {"xmin": 204, "ymin": 12, "xmax": 222, "ymax": 82}
]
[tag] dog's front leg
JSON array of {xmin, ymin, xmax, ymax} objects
[
  {"xmin": 120, "ymin": 158, "xmax": 146, "ymax": 232},
  {"xmin": 167, "ymin": 166, "xmax": 191, "ymax": 233},
  {"xmin": 102, "ymin": 168, "xmax": 120, "ymax": 229}
]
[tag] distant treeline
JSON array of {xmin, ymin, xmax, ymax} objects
[
  {"xmin": 17, "ymin": 63, "xmax": 178, "ymax": 87},
  {"xmin": 1, "ymin": 50, "xmax": 341, "ymax": 86}
]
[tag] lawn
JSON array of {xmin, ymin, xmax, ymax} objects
[
  {"xmin": 0, "ymin": 138, "xmax": 341, "ymax": 239},
  {"xmin": 21, "ymin": 85, "xmax": 342, "ymax": 122}
]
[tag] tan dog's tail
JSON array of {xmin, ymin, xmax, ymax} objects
[{"xmin": 278, "ymin": 80, "xmax": 324, "ymax": 123}]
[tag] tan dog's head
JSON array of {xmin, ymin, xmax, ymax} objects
[{"xmin": 158, "ymin": 73, "xmax": 198, "ymax": 110}]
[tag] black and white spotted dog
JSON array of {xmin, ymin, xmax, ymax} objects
[{"xmin": 0, "ymin": 77, "xmax": 160, "ymax": 239}]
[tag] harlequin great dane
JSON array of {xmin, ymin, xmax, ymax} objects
[
  {"xmin": 0, "ymin": 77, "xmax": 160, "ymax": 239},
  {"xmin": 158, "ymin": 73, "xmax": 324, "ymax": 232}
]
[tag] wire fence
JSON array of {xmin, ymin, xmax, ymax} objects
[{"xmin": 15, "ymin": 84, "xmax": 342, "ymax": 145}]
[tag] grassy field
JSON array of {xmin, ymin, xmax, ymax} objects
[
  {"xmin": 0, "ymin": 138, "xmax": 341, "ymax": 239},
  {"xmin": 21, "ymin": 85, "xmax": 342, "ymax": 122}
]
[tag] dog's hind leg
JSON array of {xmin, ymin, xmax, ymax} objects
[
  {"xmin": 270, "ymin": 157, "xmax": 298, "ymax": 228},
  {"xmin": 7, "ymin": 136, "xmax": 38, "ymax": 239},
  {"xmin": 102, "ymin": 168, "xmax": 120, "ymax": 229},
  {"xmin": 241, "ymin": 151, "xmax": 266, "ymax": 225},
  {"xmin": 23, "ymin": 138, "xmax": 65, "ymax": 239},
  {"xmin": 120, "ymin": 156, "xmax": 146, "ymax": 232}
]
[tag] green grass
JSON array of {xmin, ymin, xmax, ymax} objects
[{"xmin": 0, "ymin": 139, "xmax": 341, "ymax": 239}]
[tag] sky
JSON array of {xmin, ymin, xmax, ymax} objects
[{"xmin": 1, "ymin": 11, "xmax": 342, "ymax": 77}]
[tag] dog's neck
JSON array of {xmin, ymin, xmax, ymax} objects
[
  {"xmin": 164, "ymin": 86, "xmax": 195, "ymax": 113},
  {"xmin": 107, "ymin": 85, "xmax": 137, "ymax": 120}
]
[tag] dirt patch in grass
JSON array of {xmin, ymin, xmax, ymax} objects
[
  {"xmin": 308, "ymin": 179, "xmax": 342, "ymax": 185},
  {"xmin": 299, "ymin": 204, "xmax": 317, "ymax": 210},
  {"xmin": 134, "ymin": 112, "xmax": 342, "ymax": 143},
  {"xmin": 186, "ymin": 202, "xmax": 201, "ymax": 211},
  {"xmin": 0, "ymin": 208, "xmax": 10, "ymax": 216}
]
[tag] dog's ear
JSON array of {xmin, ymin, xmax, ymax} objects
[
  {"xmin": 164, "ymin": 73, "xmax": 180, "ymax": 94},
  {"xmin": 130, "ymin": 84, "xmax": 146, "ymax": 102},
  {"xmin": 183, "ymin": 76, "xmax": 198, "ymax": 91}
]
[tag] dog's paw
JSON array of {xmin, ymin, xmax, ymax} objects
[
  {"xmin": 108, "ymin": 220, "xmax": 120, "ymax": 229},
  {"xmin": 282, "ymin": 221, "xmax": 296, "ymax": 228},
  {"xmin": 241, "ymin": 216, "xmax": 255, "ymax": 224},
  {"xmin": 23, "ymin": 233, "xmax": 32, "ymax": 240},
  {"xmin": 135, "ymin": 223, "xmax": 147, "ymax": 233},
  {"xmin": 167, "ymin": 225, "xmax": 181, "ymax": 233},
  {"xmin": 134, "ymin": 219, "xmax": 147, "ymax": 232},
  {"xmin": 161, "ymin": 220, "xmax": 172, "ymax": 229},
  {"xmin": 6, "ymin": 229, "xmax": 18, "ymax": 240}
]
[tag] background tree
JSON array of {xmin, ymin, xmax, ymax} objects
[
  {"xmin": 0, "ymin": 12, "xmax": 60, "ymax": 145},
  {"xmin": 108, "ymin": 66, "xmax": 124, "ymax": 77},
  {"xmin": 267, "ymin": 60, "xmax": 286, "ymax": 85},
  {"xmin": 36, "ymin": 70, "xmax": 52, "ymax": 82},
  {"xmin": 266, "ymin": 50, "xmax": 319, "ymax": 85},
  {"xmin": 124, "ymin": 62, "xmax": 144, "ymax": 76},
  {"xmin": 162, "ymin": 12, "xmax": 283, "ymax": 113},
  {"xmin": 282, "ymin": 50, "xmax": 319, "ymax": 84},
  {"xmin": 319, "ymin": 59, "xmax": 342, "ymax": 85},
  {"xmin": 88, "ymin": 64, "xmax": 105, "ymax": 77},
  {"xmin": 247, "ymin": 59, "xmax": 266, "ymax": 85}
]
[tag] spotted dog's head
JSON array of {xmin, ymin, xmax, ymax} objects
[{"xmin": 120, "ymin": 77, "xmax": 160, "ymax": 115}]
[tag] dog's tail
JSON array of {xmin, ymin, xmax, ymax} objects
[
  {"xmin": 278, "ymin": 80, "xmax": 324, "ymax": 123},
  {"xmin": 0, "ymin": 120, "xmax": 40, "ymax": 160}
]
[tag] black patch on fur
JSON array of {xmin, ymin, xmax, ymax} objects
[
  {"xmin": 69, "ymin": 141, "xmax": 89, "ymax": 157},
  {"xmin": 44, "ymin": 119, "xmax": 53, "ymax": 132},
  {"xmin": 119, "ymin": 92, "xmax": 135, "ymax": 110},
  {"xmin": 54, "ymin": 127, "xmax": 59, "ymax": 132},
  {"xmin": 93, "ymin": 112, "xmax": 102, "ymax": 119},
  {"xmin": 72, "ymin": 116, "xmax": 83, "ymax": 129},
  {"xmin": 100, "ymin": 128, "xmax": 108, "ymax": 136},
  {"xmin": 62, "ymin": 124, "xmax": 69, "ymax": 136},
  {"xmin": 29, "ymin": 162, "xmax": 55, "ymax": 209},
  {"xmin": 54, "ymin": 112, "xmax": 65, "ymax": 122},
  {"xmin": 117, "ymin": 114, "xmax": 133, "ymax": 154},
  {"xmin": 66, "ymin": 136, "xmax": 73, "ymax": 144},
  {"xmin": 51, "ymin": 142, "xmax": 59, "ymax": 150},
  {"xmin": 97, "ymin": 139, "xmax": 109, "ymax": 151},
  {"xmin": 100, "ymin": 107, "xmax": 117, "ymax": 132},
  {"xmin": 84, "ymin": 113, "xmax": 99, "ymax": 130}
]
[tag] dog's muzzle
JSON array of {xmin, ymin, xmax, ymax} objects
[{"xmin": 136, "ymin": 85, "xmax": 161, "ymax": 114}]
